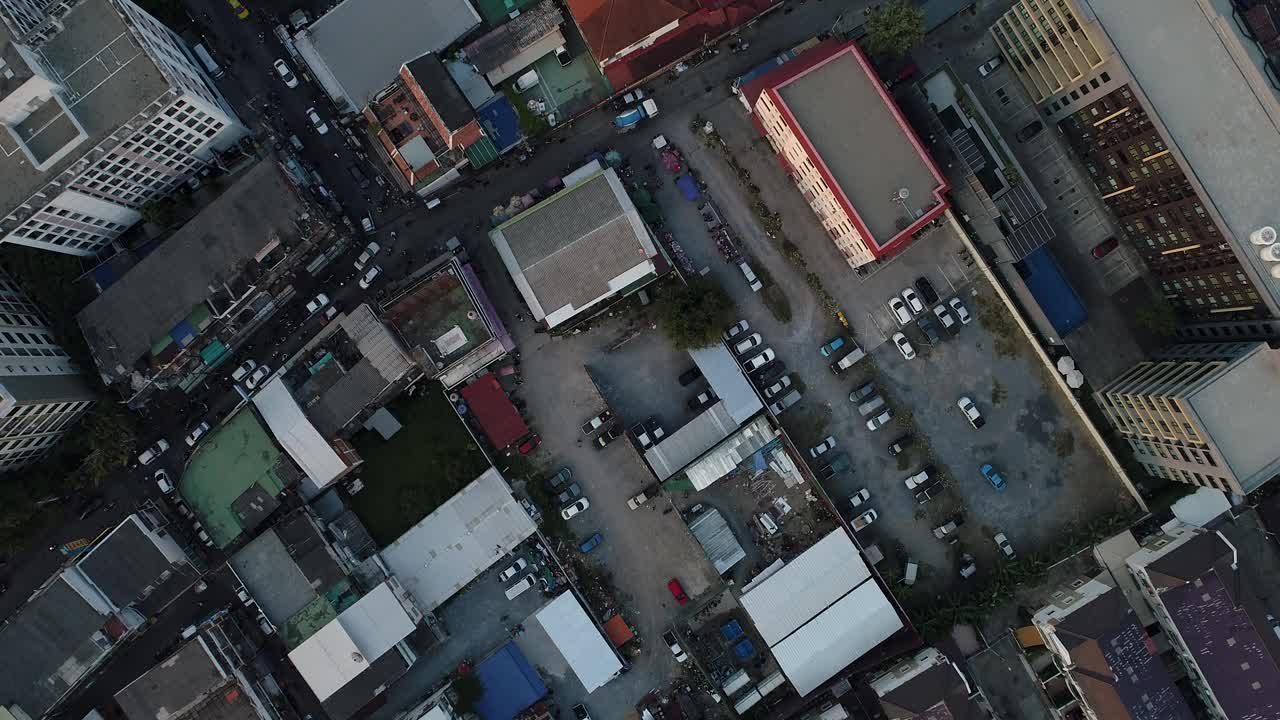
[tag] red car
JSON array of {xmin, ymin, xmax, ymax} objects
[
  {"xmin": 517, "ymin": 434, "xmax": 541, "ymax": 455},
  {"xmin": 667, "ymin": 578, "xmax": 689, "ymax": 605},
  {"xmin": 1091, "ymin": 236, "xmax": 1119, "ymax": 259}
]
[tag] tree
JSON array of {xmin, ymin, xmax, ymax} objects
[
  {"xmin": 655, "ymin": 280, "xmax": 735, "ymax": 349},
  {"xmin": 865, "ymin": 0, "xmax": 926, "ymax": 56},
  {"xmin": 1134, "ymin": 300, "xmax": 1177, "ymax": 340},
  {"xmin": 78, "ymin": 404, "xmax": 136, "ymax": 486},
  {"xmin": 450, "ymin": 673, "xmax": 484, "ymax": 714}
]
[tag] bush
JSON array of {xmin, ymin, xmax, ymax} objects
[
  {"xmin": 655, "ymin": 280, "xmax": 735, "ymax": 349},
  {"xmin": 1054, "ymin": 430, "xmax": 1076, "ymax": 459},
  {"xmin": 763, "ymin": 285, "xmax": 792, "ymax": 323},
  {"xmin": 451, "ymin": 673, "xmax": 484, "ymax": 714}
]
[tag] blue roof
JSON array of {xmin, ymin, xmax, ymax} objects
[
  {"xmin": 1014, "ymin": 246, "xmax": 1087, "ymax": 338},
  {"xmin": 477, "ymin": 96, "xmax": 523, "ymax": 154},
  {"xmin": 474, "ymin": 642, "xmax": 547, "ymax": 720}
]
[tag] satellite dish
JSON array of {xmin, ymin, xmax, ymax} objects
[{"xmin": 896, "ymin": 188, "xmax": 910, "ymax": 201}]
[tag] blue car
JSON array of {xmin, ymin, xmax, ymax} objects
[
  {"xmin": 579, "ymin": 533, "xmax": 603, "ymax": 553},
  {"xmin": 819, "ymin": 337, "xmax": 846, "ymax": 357},
  {"xmin": 981, "ymin": 463, "xmax": 1007, "ymax": 492}
]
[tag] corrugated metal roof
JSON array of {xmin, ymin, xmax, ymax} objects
[
  {"xmin": 684, "ymin": 415, "xmax": 777, "ymax": 491},
  {"xmin": 688, "ymin": 508, "xmax": 747, "ymax": 574},
  {"xmin": 533, "ymin": 593, "xmax": 622, "ymax": 692},
  {"xmin": 689, "ymin": 345, "xmax": 763, "ymax": 424},
  {"xmin": 255, "ymin": 379, "xmax": 349, "ymax": 490},
  {"xmin": 644, "ymin": 402, "xmax": 739, "ymax": 481}
]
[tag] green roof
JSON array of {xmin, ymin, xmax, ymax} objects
[{"xmin": 180, "ymin": 409, "xmax": 291, "ymax": 548}]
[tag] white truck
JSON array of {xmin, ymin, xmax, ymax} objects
[
  {"xmin": 830, "ymin": 345, "xmax": 867, "ymax": 374},
  {"xmin": 614, "ymin": 99, "xmax": 659, "ymax": 132},
  {"xmin": 851, "ymin": 509, "xmax": 878, "ymax": 532}
]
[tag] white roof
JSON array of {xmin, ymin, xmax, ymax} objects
[
  {"xmin": 288, "ymin": 582, "xmax": 417, "ymax": 701},
  {"xmin": 254, "ymin": 379, "xmax": 348, "ymax": 490},
  {"xmin": 644, "ymin": 402, "xmax": 740, "ymax": 481},
  {"xmin": 380, "ymin": 467, "xmax": 536, "ymax": 612},
  {"xmin": 685, "ymin": 415, "xmax": 778, "ymax": 491},
  {"xmin": 689, "ymin": 345, "xmax": 763, "ymax": 424},
  {"xmin": 533, "ymin": 592, "xmax": 622, "ymax": 692},
  {"xmin": 739, "ymin": 530, "xmax": 871, "ymax": 645},
  {"xmin": 739, "ymin": 529, "xmax": 901, "ymax": 697},
  {"xmin": 771, "ymin": 581, "xmax": 900, "ymax": 696}
]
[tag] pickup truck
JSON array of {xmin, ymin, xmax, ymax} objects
[
  {"xmin": 852, "ymin": 509, "xmax": 878, "ymax": 532},
  {"xmin": 933, "ymin": 516, "xmax": 965, "ymax": 542},
  {"xmin": 614, "ymin": 99, "xmax": 659, "ymax": 131},
  {"xmin": 581, "ymin": 410, "xmax": 612, "ymax": 435},
  {"xmin": 817, "ymin": 453, "xmax": 851, "ymax": 479},
  {"xmin": 913, "ymin": 479, "xmax": 944, "ymax": 504},
  {"xmin": 627, "ymin": 485, "xmax": 658, "ymax": 510}
]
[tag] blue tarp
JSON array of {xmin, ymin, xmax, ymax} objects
[
  {"xmin": 733, "ymin": 638, "xmax": 756, "ymax": 660},
  {"xmin": 1014, "ymin": 246, "xmax": 1087, "ymax": 338},
  {"xmin": 170, "ymin": 319, "xmax": 197, "ymax": 347},
  {"xmin": 676, "ymin": 175, "xmax": 700, "ymax": 201},
  {"xmin": 474, "ymin": 642, "xmax": 548, "ymax": 720},
  {"xmin": 614, "ymin": 108, "xmax": 642, "ymax": 129},
  {"xmin": 478, "ymin": 95, "xmax": 523, "ymax": 153},
  {"xmin": 721, "ymin": 619, "xmax": 744, "ymax": 642}
]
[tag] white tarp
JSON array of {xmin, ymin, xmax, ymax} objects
[
  {"xmin": 254, "ymin": 379, "xmax": 348, "ymax": 489},
  {"xmin": 533, "ymin": 592, "xmax": 622, "ymax": 692}
]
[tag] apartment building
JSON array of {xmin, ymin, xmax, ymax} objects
[
  {"xmin": 989, "ymin": 0, "xmax": 1280, "ymax": 322},
  {"xmin": 0, "ymin": 270, "xmax": 94, "ymax": 472},
  {"xmin": 740, "ymin": 39, "xmax": 948, "ymax": 269},
  {"xmin": 0, "ymin": 0, "xmax": 246, "ymax": 257},
  {"xmin": 1094, "ymin": 341, "xmax": 1280, "ymax": 495}
]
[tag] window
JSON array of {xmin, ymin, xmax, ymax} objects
[
  {"xmin": 1090, "ymin": 78, "xmax": 1100, "ymax": 89},
  {"xmin": 1100, "ymin": 71, "xmax": 1111, "ymax": 82}
]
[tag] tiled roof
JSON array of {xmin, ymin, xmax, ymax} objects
[{"xmin": 564, "ymin": 0, "xmax": 696, "ymax": 62}]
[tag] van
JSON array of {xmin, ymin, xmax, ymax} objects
[
  {"xmin": 830, "ymin": 346, "xmax": 867, "ymax": 374},
  {"xmin": 857, "ymin": 394, "xmax": 886, "ymax": 417},
  {"xmin": 505, "ymin": 573, "xmax": 538, "ymax": 600},
  {"xmin": 738, "ymin": 261, "xmax": 763, "ymax": 292},
  {"xmin": 515, "ymin": 69, "xmax": 540, "ymax": 93},
  {"xmin": 290, "ymin": 135, "xmax": 305, "ymax": 152},
  {"xmin": 193, "ymin": 44, "xmax": 224, "ymax": 79},
  {"xmin": 767, "ymin": 389, "xmax": 802, "ymax": 415},
  {"xmin": 425, "ymin": 197, "xmax": 442, "ymax": 210}
]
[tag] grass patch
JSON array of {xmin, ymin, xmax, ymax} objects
[
  {"xmin": 763, "ymin": 285, "xmax": 792, "ymax": 322},
  {"xmin": 990, "ymin": 379, "xmax": 1007, "ymax": 406},
  {"xmin": 503, "ymin": 88, "xmax": 548, "ymax": 139},
  {"xmin": 349, "ymin": 389, "xmax": 490, "ymax": 545}
]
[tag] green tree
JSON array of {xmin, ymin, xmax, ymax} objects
[
  {"xmin": 78, "ymin": 404, "xmax": 136, "ymax": 486},
  {"xmin": 451, "ymin": 672, "xmax": 484, "ymax": 714},
  {"xmin": 655, "ymin": 280, "xmax": 735, "ymax": 349},
  {"xmin": 865, "ymin": 0, "xmax": 926, "ymax": 56}
]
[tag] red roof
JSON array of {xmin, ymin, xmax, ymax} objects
[
  {"xmin": 602, "ymin": 615, "xmax": 635, "ymax": 647},
  {"xmin": 566, "ymin": 0, "xmax": 698, "ymax": 63},
  {"xmin": 459, "ymin": 375, "xmax": 528, "ymax": 449}
]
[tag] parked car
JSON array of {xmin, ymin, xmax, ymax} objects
[
  {"xmin": 918, "ymin": 316, "xmax": 942, "ymax": 345},
  {"xmin": 348, "ymin": 164, "xmax": 371, "ymax": 189},
  {"xmin": 1015, "ymin": 120, "xmax": 1044, "ymax": 142},
  {"xmin": 866, "ymin": 408, "xmax": 893, "ymax": 431},
  {"xmin": 572, "ymin": 705, "xmax": 592, "ymax": 720},
  {"xmin": 688, "ymin": 387, "xmax": 717, "ymax": 410},
  {"xmin": 594, "ymin": 424, "xmax": 624, "ymax": 448},
  {"xmin": 231, "ymin": 359, "xmax": 257, "ymax": 382},
  {"xmin": 678, "ymin": 366, "xmax": 703, "ymax": 386},
  {"xmin": 627, "ymin": 489, "xmax": 651, "ymax": 510},
  {"xmin": 994, "ymin": 532, "xmax": 1016, "ymax": 559},
  {"xmin": 743, "ymin": 348, "xmax": 775, "ymax": 372},
  {"xmin": 354, "ymin": 241, "xmax": 381, "ymax": 270},
  {"xmin": 733, "ymin": 333, "xmax": 763, "ymax": 355},
  {"xmin": 949, "ymin": 297, "xmax": 972, "ymax": 325},
  {"xmin": 517, "ymin": 434, "xmax": 541, "ymax": 455},
  {"xmin": 809, "ymin": 435, "xmax": 836, "ymax": 458},
  {"xmin": 763, "ymin": 375, "xmax": 792, "ymax": 398},
  {"xmin": 632, "ymin": 422, "xmax": 657, "ymax": 449},
  {"xmin": 155, "ymin": 469, "xmax": 174, "ymax": 494},
  {"xmin": 554, "ymin": 44, "xmax": 572, "ymax": 67},
  {"xmin": 360, "ymin": 215, "xmax": 375, "ymax": 234},
  {"xmin": 1091, "ymin": 236, "xmax": 1120, "ymax": 259},
  {"xmin": 829, "ymin": 344, "xmax": 867, "ymax": 374},
  {"xmin": 817, "ymin": 453, "xmax": 850, "ymax": 480},
  {"xmin": 245, "ymin": 365, "xmax": 271, "ymax": 390},
  {"xmin": 738, "ymin": 261, "xmax": 763, "ymax": 292},
  {"xmin": 849, "ymin": 381, "xmax": 876, "ymax": 404},
  {"xmin": 358, "ymin": 265, "xmax": 382, "ymax": 289},
  {"xmin": 138, "ymin": 438, "xmax": 170, "ymax": 465},
  {"xmin": 767, "ymin": 389, "xmax": 802, "ymax": 415},
  {"xmin": 914, "ymin": 277, "xmax": 939, "ymax": 304},
  {"xmin": 580, "ymin": 410, "xmax": 613, "ymax": 435},
  {"xmin": 892, "ymin": 332, "xmax": 916, "ymax": 360},
  {"xmin": 579, "ymin": 533, "xmax": 603, "ymax": 553},
  {"xmin": 903, "ymin": 466, "xmax": 935, "ymax": 490},
  {"xmin": 852, "ymin": 509, "xmax": 878, "ymax": 531},
  {"xmin": 667, "ymin": 578, "xmax": 689, "ymax": 605},
  {"xmin": 273, "ymin": 59, "xmax": 298, "ymax": 88},
  {"xmin": 901, "ymin": 287, "xmax": 924, "ymax": 315},
  {"xmin": 913, "ymin": 479, "xmax": 944, "ymax": 504},
  {"xmin": 184, "ymin": 421, "xmax": 210, "ymax": 447},
  {"xmin": 932, "ymin": 304, "xmax": 956, "ymax": 331},
  {"xmin": 722, "ymin": 320, "xmax": 749, "ymax": 342},
  {"xmin": 977, "ymin": 55, "xmax": 1003, "ymax": 77},
  {"xmin": 545, "ymin": 467, "xmax": 572, "ymax": 491},
  {"xmin": 888, "ymin": 434, "xmax": 914, "ymax": 456},
  {"xmin": 819, "ymin": 337, "xmax": 846, "ymax": 357},
  {"xmin": 958, "ymin": 396, "xmax": 985, "ymax": 428},
  {"xmin": 849, "ymin": 488, "xmax": 870, "ymax": 508},
  {"xmin": 933, "ymin": 516, "xmax": 964, "ymax": 541},
  {"xmin": 226, "ymin": 0, "xmax": 249, "ymax": 19},
  {"xmin": 561, "ymin": 498, "xmax": 590, "ymax": 520},
  {"xmin": 663, "ymin": 630, "xmax": 690, "ymax": 663},
  {"xmin": 555, "ymin": 483, "xmax": 582, "ymax": 505},
  {"xmin": 305, "ymin": 106, "xmax": 328, "ymax": 134},
  {"xmin": 754, "ymin": 360, "xmax": 786, "ymax": 384},
  {"xmin": 499, "ymin": 558, "xmax": 529, "ymax": 582},
  {"xmin": 888, "ymin": 297, "xmax": 913, "ymax": 326},
  {"xmin": 960, "ymin": 554, "xmax": 977, "ymax": 578},
  {"xmin": 981, "ymin": 463, "xmax": 1008, "ymax": 491}
]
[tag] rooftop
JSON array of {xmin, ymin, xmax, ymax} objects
[
  {"xmin": 759, "ymin": 42, "xmax": 947, "ymax": 252},
  {"xmin": 78, "ymin": 161, "xmax": 313, "ymax": 384},
  {"xmin": 490, "ymin": 168, "xmax": 658, "ymax": 328},
  {"xmin": 253, "ymin": 379, "xmax": 352, "ymax": 493},
  {"xmin": 1078, "ymin": 0, "xmax": 1280, "ymax": 311},
  {"xmin": 385, "ymin": 259, "xmax": 496, "ymax": 373},
  {"xmin": 114, "ymin": 640, "xmax": 255, "ymax": 720},
  {"xmin": 1185, "ymin": 342, "xmax": 1280, "ymax": 493},
  {"xmin": 463, "ymin": 0, "xmax": 565, "ymax": 84},
  {"xmin": 296, "ymin": 0, "xmax": 480, "ymax": 112},
  {"xmin": 563, "ymin": 0, "xmax": 695, "ymax": 63},
  {"xmin": 403, "ymin": 53, "xmax": 474, "ymax": 134},
  {"xmin": 530, "ymin": 592, "xmax": 622, "ymax": 693},
  {"xmin": 75, "ymin": 514, "xmax": 197, "ymax": 616},
  {"xmin": 180, "ymin": 408, "xmax": 296, "ymax": 548},
  {"xmin": 1, "ymin": 0, "xmax": 171, "ymax": 215},
  {"xmin": 873, "ymin": 648, "xmax": 987, "ymax": 720},
  {"xmin": 458, "ymin": 373, "xmax": 528, "ymax": 449}
]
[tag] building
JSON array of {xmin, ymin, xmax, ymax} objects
[
  {"xmin": 869, "ymin": 647, "xmax": 991, "ymax": 720},
  {"xmin": 741, "ymin": 40, "xmax": 949, "ymax": 269},
  {"xmin": 0, "ymin": 270, "xmax": 95, "ymax": 471},
  {"xmin": 489, "ymin": 167, "xmax": 661, "ymax": 329},
  {"xmin": 76, "ymin": 160, "xmax": 334, "ymax": 402},
  {"xmin": 463, "ymin": 0, "xmax": 564, "ymax": 86},
  {"xmin": 379, "ymin": 467, "xmax": 536, "ymax": 613},
  {"xmin": 1126, "ymin": 521, "xmax": 1280, "ymax": 718},
  {"xmin": 528, "ymin": 592, "xmax": 623, "ymax": 693},
  {"xmin": 0, "ymin": 513, "xmax": 196, "ymax": 719},
  {"xmin": 384, "ymin": 253, "xmax": 514, "ymax": 388},
  {"xmin": 0, "ymin": 0, "xmax": 246, "ymax": 256},
  {"xmin": 738, "ymin": 529, "xmax": 903, "ymax": 697},
  {"xmin": 252, "ymin": 379, "xmax": 361, "ymax": 496},
  {"xmin": 990, "ymin": 0, "xmax": 1280, "ymax": 321},
  {"xmin": 293, "ymin": 0, "xmax": 480, "ymax": 115},
  {"xmin": 458, "ymin": 374, "xmax": 528, "ymax": 451},
  {"xmin": 1031, "ymin": 578, "xmax": 1193, "ymax": 720},
  {"xmin": 1093, "ymin": 341, "xmax": 1280, "ymax": 495}
]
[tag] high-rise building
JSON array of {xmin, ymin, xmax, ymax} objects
[
  {"xmin": 0, "ymin": 270, "xmax": 95, "ymax": 471},
  {"xmin": 1094, "ymin": 341, "xmax": 1280, "ymax": 495},
  {"xmin": 0, "ymin": 0, "xmax": 246, "ymax": 257},
  {"xmin": 990, "ymin": 0, "xmax": 1280, "ymax": 321}
]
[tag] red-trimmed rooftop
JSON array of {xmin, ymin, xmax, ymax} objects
[{"xmin": 459, "ymin": 374, "xmax": 528, "ymax": 449}]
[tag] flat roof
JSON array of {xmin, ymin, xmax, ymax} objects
[
  {"xmin": 254, "ymin": 379, "xmax": 349, "ymax": 491},
  {"xmin": 458, "ymin": 374, "xmax": 528, "ymax": 448},
  {"xmin": 180, "ymin": 408, "xmax": 294, "ymax": 548},
  {"xmin": 75, "ymin": 515, "xmax": 196, "ymax": 615},
  {"xmin": 532, "ymin": 592, "xmax": 622, "ymax": 693},
  {"xmin": 379, "ymin": 467, "xmax": 536, "ymax": 612},
  {"xmin": 385, "ymin": 259, "xmax": 494, "ymax": 368},
  {"xmin": 1187, "ymin": 344, "xmax": 1280, "ymax": 493},
  {"xmin": 490, "ymin": 169, "xmax": 659, "ymax": 328},
  {"xmin": 114, "ymin": 639, "xmax": 250, "ymax": 720},
  {"xmin": 765, "ymin": 43, "xmax": 947, "ymax": 252},
  {"xmin": 297, "ymin": 0, "xmax": 480, "ymax": 111},
  {"xmin": 689, "ymin": 345, "xmax": 763, "ymax": 424},
  {"xmin": 78, "ymin": 161, "xmax": 310, "ymax": 382},
  {"xmin": 229, "ymin": 530, "xmax": 323, "ymax": 629},
  {"xmin": 1, "ymin": 0, "xmax": 171, "ymax": 215},
  {"xmin": 1080, "ymin": 0, "xmax": 1280, "ymax": 311}
]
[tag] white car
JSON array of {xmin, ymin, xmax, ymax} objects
[
  {"xmin": 561, "ymin": 497, "xmax": 590, "ymax": 520},
  {"xmin": 849, "ymin": 488, "xmax": 870, "ymax": 508},
  {"xmin": 866, "ymin": 409, "xmax": 892, "ymax": 431},
  {"xmin": 933, "ymin": 304, "xmax": 956, "ymax": 331},
  {"xmin": 354, "ymin": 241, "xmax": 381, "ymax": 270},
  {"xmin": 360, "ymin": 215, "xmax": 375, "ymax": 234},
  {"xmin": 977, "ymin": 56, "xmax": 1003, "ymax": 77},
  {"xmin": 273, "ymin": 59, "xmax": 298, "ymax": 88},
  {"xmin": 949, "ymin": 297, "xmax": 972, "ymax": 325},
  {"xmin": 722, "ymin": 320, "xmax": 749, "ymax": 342},
  {"xmin": 994, "ymin": 532, "xmax": 1016, "ymax": 559},
  {"xmin": 901, "ymin": 288, "xmax": 924, "ymax": 315},
  {"xmin": 245, "ymin": 365, "xmax": 271, "ymax": 390},
  {"xmin": 663, "ymin": 631, "xmax": 689, "ymax": 663},
  {"xmin": 306, "ymin": 106, "xmax": 328, "ymax": 134},
  {"xmin": 733, "ymin": 333, "xmax": 762, "ymax": 355},
  {"xmin": 305, "ymin": 293, "xmax": 329, "ymax": 314},
  {"xmin": 155, "ymin": 469, "xmax": 175, "ymax": 494},
  {"xmin": 231, "ymin": 359, "xmax": 257, "ymax": 382},
  {"xmin": 809, "ymin": 436, "xmax": 836, "ymax": 458},
  {"xmin": 185, "ymin": 421, "xmax": 210, "ymax": 447},
  {"xmin": 358, "ymin": 265, "xmax": 382, "ymax": 290},
  {"xmin": 888, "ymin": 297, "xmax": 913, "ymax": 326},
  {"xmin": 743, "ymin": 348, "xmax": 775, "ymax": 372},
  {"xmin": 892, "ymin": 332, "xmax": 916, "ymax": 360},
  {"xmin": 958, "ymin": 396, "xmax": 985, "ymax": 428},
  {"xmin": 138, "ymin": 438, "xmax": 170, "ymax": 465},
  {"xmin": 498, "ymin": 558, "xmax": 528, "ymax": 582},
  {"xmin": 763, "ymin": 375, "xmax": 792, "ymax": 398}
]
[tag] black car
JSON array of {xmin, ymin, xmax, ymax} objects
[
  {"xmin": 755, "ymin": 361, "xmax": 788, "ymax": 385},
  {"xmin": 887, "ymin": 434, "xmax": 915, "ymax": 456},
  {"xmin": 677, "ymin": 366, "xmax": 703, "ymax": 386},
  {"xmin": 1015, "ymin": 120, "xmax": 1044, "ymax": 142},
  {"xmin": 77, "ymin": 495, "xmax": 105, "ymax": 520},
  {"xmin": 555, "ymin": 483, "xmax": 582, "ymax": 504},
  {"xmin": 347, "ymin": 164, "xmax": 370, "ymax": 189},
  {"xmin": 918, "ymin": 315, "xmax": 942, "ymax": 345},
  {"xmin": 594, "ymin": 424, "xmax": 624, "ymax": 448},
  {"xmin": 914, "ymin": 276, "xmax": 939, "ymax": 304}
]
